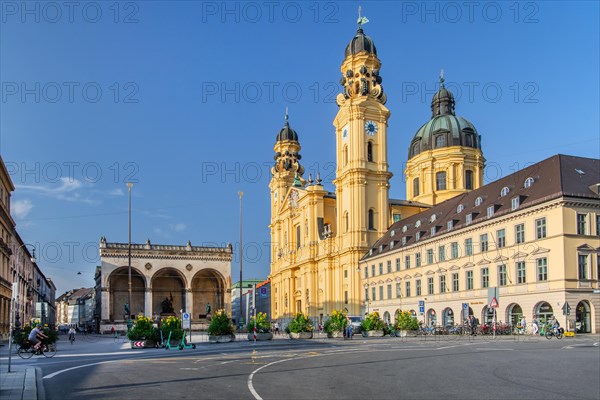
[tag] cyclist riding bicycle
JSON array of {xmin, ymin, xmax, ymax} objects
[
  {"xmin": 28, "ymin": 324, "xmax": 48, "ymax": 353},
  {"xmin": 68, "ymin": 327, "xmax": 76, "ymax": 343},
  {"xmin": 549, "ymin": 316, "xmax": 560, "ymax": 333}
]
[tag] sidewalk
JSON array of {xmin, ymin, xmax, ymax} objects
[{"xmin": 0, "ymin": 360, "xmax": 39, "ymax": 400}]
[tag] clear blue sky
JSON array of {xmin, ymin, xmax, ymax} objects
[{"xmin": 1, "ymin": 1, "xmax": 598, "ymax": 296}]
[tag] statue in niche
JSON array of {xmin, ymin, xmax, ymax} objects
[
  {"xmin": 206, "ymin": 302, "xmax": 211, "ymax": 316},
  {"xmin": 161, "ymin": 293, "xmax": 174, "ymax": 314}
]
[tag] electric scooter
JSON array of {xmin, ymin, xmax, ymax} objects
[{"xmin": 178, "ymin": 331, "xmax": 196, "ymax": 350}]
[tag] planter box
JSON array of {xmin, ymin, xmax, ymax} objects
[
  {"xmin": 361, "ymin": 330, "xmax": 384, "ymax": 337},
  {"xmin": 208, "ymin": 334, "xmax": 235, "ymax": 343},
  {"xmin": 289, "ymin": 332, "xmax": 313, "ymax": 340},
  {"xmin": 395, "ymin": 330, "xmax": 408, "ymax": 337},
  {"xmin": 247, "ymin": 332, "xmax": 273, "ymax": 341},
  {"xmin": 327, "ymin": 331, "xmax": 345, "ymax": 338},
  {"xmin": 131, "ymin": 340, "xmax": 158, "ymax": 349}
]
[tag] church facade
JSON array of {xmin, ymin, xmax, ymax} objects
[{"xmin": 269, "ymin": 23, "xmax": 484, "ymax": 322}]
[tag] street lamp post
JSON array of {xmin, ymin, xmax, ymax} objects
[
  {"xmin": 7, "ymin": 244, "xmax": 36, "ymax": 373},
  {"xmin": 127, "ymin": 182, "xmax": 133, "ymax": 331},
  {"xmin": 238, "ymin": 191, "xmax": 243, "ymax": 331}
]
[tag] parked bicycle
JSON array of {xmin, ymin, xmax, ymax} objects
[{"xmin": 17, "ymin": 340, "xmax": 57, "ymax": 359}]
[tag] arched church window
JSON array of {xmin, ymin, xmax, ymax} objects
[
  {"xmin": 368, "ymin": 209, "xmax": 375, "ymax": 230},
  {"xmin": 413, "ymin": 178, "xmax": 420, "ymax": 197},
  {"xmin": 436, "ymin": 171, "xmax": 447, "ymax": 190},
  {"xmin": 411, "ymin": 142, "xmax": 420, "ymax": 157},
  {"xmin": 435, "ymin": 135, "xmax": 446, "ymax": 148},
  {"xmin": 465, "ymin": 170, "xmax": 473, "ymax": 190},
  {"xmin": 367, "ymin": 141, "xmax": 374, "ymax": 162},
  {"xmin": 465, "ymin": 133, "xmax": 474, "ymax": 147}
]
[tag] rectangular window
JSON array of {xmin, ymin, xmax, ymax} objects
[
  {"xmin": 578, "ymin": 254, "xmax": 588, "ymax": 279},
  {"xmin": 436, "ymin": 171, "xmax": 447, "ymax": 190},
  {"xmin": 405, "ymin": 255, "xmax": 411, "ymax": 269},
  {"xmin": 438, "ymin": 245, "xmax": 446, "ymax": 262},
  {"xmin": 451, "ymin": 242, "xmax": 458, "ymax": 259},
  {"xmin": 372, "ymin": 287, "xmax": 376, "ymax": 301},
  {"xmin": 596, "ymin": 215, "xmax": 600, "ymax": 236},
  {"xmin": 535, "ymin": 218, "xmax": 547, "ymax": 239},
  {"xmin": 371, "ymin": 265, "xmax": 375, "ymax": 277},
  {"xmin": 344, "ymin": 291, "xmax": 348, "ymax": 304},
  {"xmin": 452, "ymin": 273, "xmax": 459, "ymax": 292},
  {"xmin": 481, "ymin": 267, "xmax": 489, "ymax": 288},
  {"xmin": 487, "ymin": 205, "xmax": 495, "ymax": 218},
  {"xmin": 416, "ymin": 231, "xmax": 421, "ymax": 241},
  {"xmin": 511, "ymin": 196, "xmax": 520, "ymax": 210},
  {"xmin": 379, "ymin": 263, "xmax": 383, "ymax": 275},
  {"xmin": 396, "ymin": 282, "xmax": 401, "ymax": 298},
  {"xmin": 365, "ymin": 267, "xmax": 368, "ymax": 279},
  {"xmin": 428, "ymin": 277, "xmax": 434, "ymax": 295},
  {"xmin": 537, "ymin": 258, "xmax": 548, "ymax": 281},
  {"xmin": 387, "ymin": 284, "xmax": 392, "ymax": 299},
  {"xmin": 344, "ymin": 270, "xmax": 348, "ymax": 278},
  {"xmin": 577, "ymin": 213, "xmax": 587, "ymax": 235},
  {"xmin": 515, "ymin": 224, "xmax": 525, "ymax": 244},
  {"xmin": 439, "ymin": 275, "xmax": 447, "ymax": 293},
  {"xmin": 466, "ymin": 270, "xmax": 473, "ymax": 290},
  {"xmin": 416, "ymin": 279, "xmax": 422, "ymax": 296},
  {"xmin": 497, "ymin": 229, "xmax": 506, "ymax": 248},
  {"xmin": 395, "ymin": 258, "xmax": 401, "ymax": 272},
  {"xmin": 365, "ymin": 288, "xmax": 369, "ymax": 301},
  {"xmin": 379, "ymin": 285, "xmax": 384, "ymax": 300},
  {"xmin": 498, "ymin": 264, "xmax": 507, "ymax": 286},
  {"xmin": 480, "ymin": 234, "xmax": 488, "ymax": 252},
  {"xmin": 447, "ymin": 220, "xmax": 454, "ymax": 231},
  {"xmin": 405, "ymin": 281, "xmax": 411, "ymax": 297},
  {"xmin": 415, "ymin": 252, "xmax": 422, "ymax": 267},
  {"xmin": 427, "ymin": 249, "xmax": 434, "ymax": 264},
  {"xmin": 431, "ymin": 226, "xmax": 437, "ymax": 236},
  {"xmin": 465, "ymin": 238, "xmax": 473, "ymax": 256},
  {"xmin": 296, "ymin": 225, "xmax": 301, "ymax": 249},
  {"xmin": 516, "ymin": 261, "xmax": 526, "ymax": 284},
  {"xmin": 387, "ymin": 260, "xmax": 392, "ymax": 274}
]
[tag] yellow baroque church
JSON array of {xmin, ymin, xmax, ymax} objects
[{"xmin": 268, "ymin": 22, "xmax": 484, "ymax": 322}]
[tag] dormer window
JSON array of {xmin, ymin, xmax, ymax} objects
[
  {"xmin": 511, "ymin": 196, "xmax": 520, "ymax": 210},
  {"xmin": 431, "ymin": 226, "xmax": 437, "ymax": 236},
  {"xmin": 402, "ymin": 237, "xmax": 407, "ymax": 246},
  {"xmin": 447, "ymin": 220, "xmax": 454, "ymax": 231},
  {"xmin": 456, "ymin": 204, "xmax": 464, "ymax": 213},
  {"xmin": 487, "ymin": 205, "xmax": 495, "ymax": 218},
  {"xmin": 430, "ymin": 214, "xmax": 437, "ymax": 223},
  {"xmin": 402, "ymin": 225, "xmax": 408, "ymax": 233},
  {"xmin": 524, "ymin": 177, "xmax": 535, "ymax": 188},
  {"xmin": 391, "ymin": 229, "xmax": 396, "ymax": 237},
  {"xmin": 466, "ymin": 213, "xmax": 473, "ymax": 225},
  {"xmin": 369, "ymin": 248, "xmax": 373, "ymax": 255},
  {"xmin": 415, "ymin": 220, "xmax": 421, "ymax": 228},
  {"xmin": 475, "ymin": 196, "xmax": 483, "ymax": 207},
  {"xmin": 416, "ymin": 231, "xmax": 421, "ymax": 241},
  {"xmin": 390, "ymin": 241, "xmax": 395, "ymax": 249},
  {"xmin": 379, "ymin": 244, "xmax": 384, "ymax": 253},
  {"xmin": 500, "ymin": 187, "xmax": 510, "ymax": 197}
]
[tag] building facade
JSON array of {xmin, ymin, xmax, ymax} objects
[
  {"xmin": 56, "ymin": 287, "xmax": 94, "ymax": 329},
  {"xmin": 269, "ymin": 23, "xmax": 482, "ymax": 322},
  {"xmin": 97, "ymin": 238, "xmax": 232, "ymax": 331},
  {"xmin": 361, "ymin": 155, "xmax": 599, "ymax": 333},
  {"xmin": 0, "ymin": 156, "xmax": 15, "ymax": 339}
]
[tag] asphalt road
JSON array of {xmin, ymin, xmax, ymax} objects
[{"xmin": 13, "ymin": 334, "xmax": 600, "ymax": 400}]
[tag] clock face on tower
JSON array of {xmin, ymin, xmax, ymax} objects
[{"xmin": 365, "ymin": 120, "xmax": 378, "ymax": 136}]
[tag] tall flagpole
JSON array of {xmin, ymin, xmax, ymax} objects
[{"xmin": 238, "ymin": 191, "xmax": 243, "ymax": 330}]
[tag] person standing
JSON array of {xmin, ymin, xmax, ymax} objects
[{"xmin": 345, "ymin": 315, "xmax": 353, "ymax": 339}]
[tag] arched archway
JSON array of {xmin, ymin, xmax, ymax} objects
[
  {"xmin": 383, "ymin": 311, "xmax": 391, "ymax": 325},
  {"xmin": 442, "ymin": 307, "xmax": 454, "ymax": 327},
  {"xmin": 108, "ymin": 267, "xmax": 146, "ymax": 321},
  {"xmin": 152, "ymin": 268, "xmax": 186, "ymax": 317},
  {"xmin": 192, "ymin": 269, "xmax": 226, "ymax": 319},
  {"xmin": 576, "ymin": 301, "xmax": 591, "ymax": 333},
  {"xmin": 426, "ymin": 308, "xmax": 436, "ymax": 326},
  {"xmin": 482, "ymin": 306, "xmax": 494, "ymax": 324},
  {"xmin": 534, "ymin": 301, "xmax": 553, "ymax": 324},
  {"xmin": 507, "ymin": 303, "xmax": 523, "ymax": 326}
]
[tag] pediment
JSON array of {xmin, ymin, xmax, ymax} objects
[
  {"xmin": 477, "ymin": 258, "xmax": 490, "ymax": 265},
  {"xmin": 577, "ymin": 244, "xmax": 594, "ymax": 252},
  {"xmin": 449, "ymin": 265, "xmax": 460, "ymax": 271},
  {"xmin": 529, "ymin": 247, "xmax": 550, "ymax": 255},
  {"xmin": 493, "ymin": 255, "xmax": 509, "ymax": 262},
  {"xmin": 385, "ymin": 278, "xmax": 393, "ymax": 283},
  {"xmin": 425, "ymin": 270, "xmax": 435, "ymax": 275},
  {"xmin": 404, "ymin": 274, "xmax": 412, "ymax": 280},
  {"xmin": 395, "ymin": 277, "xmax": 402, "ymax": 282},
  {"xmin": 511, "ymin": 251, "xmax": 528, "ymax": 260},
  {"xmin": 414, "ymin": 272, "xmax": 423, "ymax": 278},
  {"xmin": 437, "ymin": 267, "xmax": 447, "ymax": 273},
  {"xmin": 462, "ymin": 262, "xmax": 475, "ymax": 269}
]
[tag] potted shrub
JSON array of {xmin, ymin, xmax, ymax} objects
[
  {"xmin": 247, "ymin": 312, "xmax": 273, "ymax": 341},
  {"xmin": 360, "ymin": 311, "xmax": 385, "ymax": 337},
  {"xmin": 160, "ymin": 315, "xmax": 184, "ymax": 345},
  {"xmin": 207, "ymin": 309, "xmax": 235, "ymax": 343},
  {"xmin": 128, "ymin": 316, "xmax": 160, "ymax": 348},
  {"xmin": 394, "ymin": 311, "xmax": 419, "ymax": 337},
  {"xmin": 288, "ymin": 312, "xmax": 313, "ymax": 339},
  {"xmin": 324, "ymin": 310, "xmax": 346, "ymax": 338}
]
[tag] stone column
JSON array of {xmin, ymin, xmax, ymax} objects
[
  {"xmin": 144, "ymin": 288, "xmax": 152, "ymax": 318},
  {"xmin": 101, "ymin": 287, "xmax": 110, "ymax": 321},
  {"xmin": 185, "ymin": 288, "xmax": 193, "ymax": 315}
]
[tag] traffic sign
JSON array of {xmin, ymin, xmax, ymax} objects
[
  {"xmin": 462, "ymin": 303, "xmax": 468, "ymax": 310},
  {"xmin": 562, "ymin": 302, "xmax": 571, "ymax": 316},
  {"xmin": 419, "ymin": 306, "xmax": 425, "ymax": 314},
  {"xmin": 260, "ymin": 287, "xmax": 268, "ymax": 298},
  {"xmin": 182, "ymin": 312, "xmax": 191, "ymax": 329},
  {"xmin": 489, "ymin": 297, "xmax": 498, "ymax": 308},
  {"xmin": 418, "ymin": 300, "xmax": 425, "ymax": 307}
]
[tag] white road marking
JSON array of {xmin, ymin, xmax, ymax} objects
[
  {"xmin": 248, "ymin": 358, "xmax": 295, "ymax": 400},
  {"xmin": 475, "ymin": 348, "xmax": 513, "ymax": 351},
  {"xmin": 43, "ymin": 360, "xmax": 117, "ymax": 379}
]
